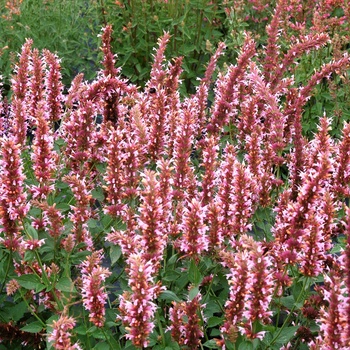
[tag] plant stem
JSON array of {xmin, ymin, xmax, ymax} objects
[
  {"xmin": 0, "ymin": 251, "xmax": 12, "ymax": 294},
  {"xmin": 155, "ymin": 308, "xmax": 166, "ymax": 346},
  {"xmin": 19, "ymin": 288, "xmax": 46, "ymax": 327},
  {"xmin": 267, "ymin": 277, "xmax": 308, "ymax": 348}
]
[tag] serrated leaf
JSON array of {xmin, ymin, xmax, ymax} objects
[
  {"xmin": 274, "ymin": 326, "xmax": 298, "ymax": 344},
  {"xmin": 56, "ymin": 277, "xmax": 76, "ymax": 293},
  {"xmin": 92, "ymin": 188, "xmax": 105, "ymax": 201},
  {"xmin": 20, "ymin": 321, "xmax": 43, "ymax": 333},
  {"xmin": 93, "ymin": 343, "xmax": 110, "ymax": 350},
  {"xmin": 16, "ymin": 274, "xmax": 44, "ymax": 290},
  {"xmin": 10, "ymin": 301, "xmax": 27, "ymax": 321},
  {"xmin": 159, "ymin": 290, "xmax": 181, "ymax": 303},
  {"xmin": 238, "ymin": 342, "xmax": 254, "ymax": 350},
  {"xmin": 280, "ymin": 295, "xmax": 295, "ymax": 309}
]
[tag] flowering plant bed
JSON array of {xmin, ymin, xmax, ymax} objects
[{"xmin": 1, "ymin": 2, "xmax": 350, "ymax": 349}]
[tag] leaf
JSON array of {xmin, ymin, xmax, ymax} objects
[
  {"xmin": 25, "ymin": 223, "xmax": 38, "ymax": 240},
  {"xmin": 16, "ymin": 274, "xmax": 44, "ymax": 291},
  {"xmin": 238, "ymin": 342, "xmax": 254, "ymax": 350},
  {"xmin": 188, "ymin": 259, "xmax": 202, "ymax": 285},
  {"xmin": 188, "ymin": 286, "xmax": 199, "ymax": 301},
  {"xmin": 274, "ymin": 326, "xmax": 299, "ymax": 344},
  {"xmin": 56, "ymin": 277, "xmax": 76, "ymax": 293},
  {"xmin": 203, "ymin": 339, "xmax": 220, "ymax": 349},
  {"xmin": 92, "ymin": 188, "xmax": 105, "ymax": 201},
  {"xmin": 159, "ymin": 290, "xmax": 181, "ymax": 303},
  {"xmin": 110, "ymin": 245, "xmax": 122, "ymax": 266},
  {"xmin": 93, "ymin": 343, "xmax": 110, "ymax": 350},
  {"xmin": 10, "ymin": 301, "xmax": 27, "ymax": 322},
  {"xmin": 162, "ymin": 270, "xmax": 181, "ymax": 282},
  {"xmin": 280, "ymin": 295, "xmax": 295, "ymax": 309},
  {"xmin": 20, "ymin": 321, "xmax": 43, "ymax": 333},
  {"xmin": 207, "ymin": 316, "xmax": 223, "ymax": 328}
]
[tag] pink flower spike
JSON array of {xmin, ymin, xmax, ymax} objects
[
  {"xmin": 119, "ymin": 253, "xmax": 162, "ymax": 348},
  {"xmin": 48, "ymin": 315, "xmax": 82, "ymax": 350},
  {"xmin": 179, "ymin": 198, "xmax": 208, "ymax": 259},
  {"xmin": 81, "ymin": 251, "xmax": 111, "ymax": 327}
]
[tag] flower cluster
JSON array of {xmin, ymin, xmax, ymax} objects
[{"xmin": 80, "ymin": 251, "xmax": 111, "ymax": 327}]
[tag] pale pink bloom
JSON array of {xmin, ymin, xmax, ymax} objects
[
  {"xmin": 81, "ymin": 251, "xmax": 111, "ymax": 327},
  {"xmin": 48, "ymin": 315, "xmax": 81, "ymax": 350},
  {"xmin": 119, "ymin": 253, "xmax": 162, "ymax": 348}
]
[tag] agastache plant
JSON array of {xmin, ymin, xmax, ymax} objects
[{"xmin": 1, "ymin": 5, "xmax": 350, "ymax": 349}]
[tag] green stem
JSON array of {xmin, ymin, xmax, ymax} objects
[
  {"xmin": 267, "ymin": 277, "xmax": 308, "ymax": 348},
  {"xmin": 18, "ymin": 288, "xmax": 46, "ymax": 327},
  {"xmin": 101, "ymin": 327, "xmax": 118, "ymax": 350},
  {"xmin": 155, "ymin": 309, "xmax": 166, "ymax": 346},
  {"xmin": 0, "ymin": 251, "xmax": 12, "ymax": 294}
]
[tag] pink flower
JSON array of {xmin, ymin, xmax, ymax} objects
[
  {"xmin": 119, "ymin": 253, "xmax": 162, "ymax": 348},
  {"xmin": 178, "ymin": 198, "xmax": 208, "ymax": 258},
  {"xmin": 0, "ymin": 138, "xmax": 29, "ymax": 250},
  {"xmin": 64, "ymin": 174, "xmax": 93, "ymax": 249},
  {"xmin": 31, "ymin": 102, "xmax": 57, "ymax": 199},
  {"xmin": 168, "ymin": 293, "xmax": 204, "ymax": 348},
  {"xmin": 139, "ymin": 170, "xmax": 167, "ymax": 265},
  {"xmin": 48, "ymin": 315, "xmax": 81, "ymax": 350},
  {"xmin": 43, "ymin": 49, "xmax": 64, "ymax": 125},
  {"xmin": 81, "ymin": 251, "xmax": 111, "ymax": 327}
]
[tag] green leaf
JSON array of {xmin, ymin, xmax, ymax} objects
[
  {"xmin": 188, "ymin": 259, "xmax": 202, "ymax": 285},
  {"xmin": 207, "ymin": 316, "xmax": 223, "ymax": 328},
  {"xmin": 93, "ymin": 343, "xmax": 110, "ymax": 350},
  {"xmin": 25, "ymin": 223, "xmax": 38, "ymax": 240},
  {"xmin": 16, "ymin": 274, "xmax": 44, "ymax": 290},
  {"xmin": 188, "ymin": 286, "xmax": 200, "ymax": 301},
  {"xmin": 203, "ymin": 339, "xmax": 220, "ymax": 349},
  {"xmin": 274, "ymin": 326, "xmax": 298, "ymax": 344},
  {"xmin": 20, "ymin": 321, "xmax": 43, "ymax": 333},
  {"xmin": 238, "ymin": 342, "xmax": 254, "ymax": 350},
  {"xmin": 92, "ymin": 188, "xmax": 105, "ymax": 201},
  {"xmin": 159, "ymin": 290, "xmax": 181, "ymax": 303},
  {"xmin": 162, "ymin": 269, "xmax": 181, "ymax": 282},
  {"xmin": 110, "ymin": 245, "xmax": 122, "ymax": 265},
  {"xmin": 56, "ymin": 277, "xmax": 76, "ymax": 293},
  {"xmin": 10, "ymin": 301, "xmax": 27, "ymax": 322},
  {"xmin": 280, "ymin": 295, "xmax": 295, "ymax": 309}
]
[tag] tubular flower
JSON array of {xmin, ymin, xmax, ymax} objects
[
  {"xmin": 103, "ymin": 127, "xmax": 126, "ymax": 217},
  {"xmin": 0, "ymin": 138, "xmax": 29, "ymax": 250},
  {"xmin": 42, "ymin": 49, "xmax": 64, "ymax": 125},
  {"xmin": 138, "ymin": 170, "xmax": 167, "ymax": 265},
  {"xmin": 168, "ymin": 294, "xmax": 204, "ymax": 348},
  {"xmin": 221, "ymin": 236, "xmax": 274, "ymax": 341},
  {"xmin": 201, "ymin": 136, "xmax": 219, "ymax": 206},
  {"xmin": 207, "ymin": 33, "xmax": 255, "ymax": 136},
  {"xmin": 27, "ymin": 48, "xmax": 44, "ymax": 126},
  {"xmin": 10, "ymin": 39, "xmax": 32, "ymax": 147},
  {"xmin": 178, "ymin": 198, "xmax": 208, "ymax": 259},
  {"xmin": 220, "ymin": 249, "xmax": 250, "ymax": 343},
  {"xmin": 81, "ymin": 251, "xmax": 111, "ymax": 327},
  {"xmin": 48, "ymin": 315, "xmax": 82, "ymax": 350},
  {"xmin": 31, "ymin": 102, "xmax": 57, "ymax": 199},
  {"xmin": 64, "ymin": 175, "xmax": 93, "ymax": 249},
  {"xmin": 61, "ymin": 100, "xmax": 98, "ymax": 174},
  {"xmin": 172, "ymin": 101, "xmax": 197, "ymax": 200},
  {"xmin": 119, "ymin": 253, "xmax": 162, "ymax": 348}
]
